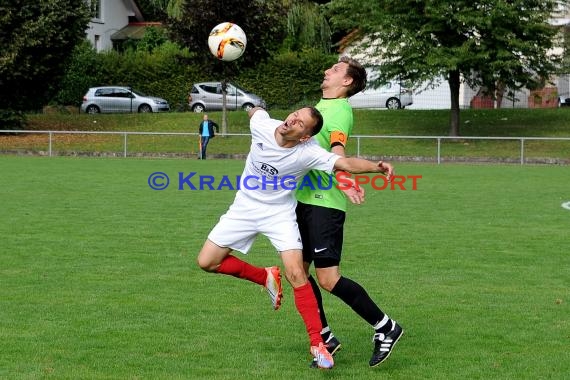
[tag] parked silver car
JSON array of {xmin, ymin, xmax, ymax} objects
[
  {"xmin": 349, "ymin": 81, "xmax": 413, "ymax": 110},
  {"xmin": 189, "ymin": 82, "xmax": 266, "ymax": 112},
  {"xmin": 81, "ymin": 86, "xmax": 170, "ymax": 114}
]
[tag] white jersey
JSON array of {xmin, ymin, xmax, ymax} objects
[
  {"xmin": 207, "ymin": 109, "xmax": 340, "ymax": 254},
  {"xmin": 240, "ymin": 109, "xmax": 339, "ymax": 205}
]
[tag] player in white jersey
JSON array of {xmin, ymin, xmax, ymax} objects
[{"xmin": 196, "ymin": 106, "xmax": 394, "ymax": 369}]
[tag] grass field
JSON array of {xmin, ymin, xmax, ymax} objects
[{"xmin": 1, "ymin": 156, "xmax": 569, "ymax": 379}]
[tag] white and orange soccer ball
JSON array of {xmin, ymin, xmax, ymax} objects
[{"xmin": 208, "ymin": 22, "xmax": 247, "ymax": 62}]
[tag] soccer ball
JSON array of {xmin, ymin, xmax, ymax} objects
[{"xmin": 208, "ymin": 22, "xmax": 247, "ymax": 62}]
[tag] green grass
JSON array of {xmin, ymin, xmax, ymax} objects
[
  {"xmin": 21, "ymin": 108, "xmax": 570, "ymax": 137},
  {"xmin": 1, "ymin": 108, "xmax": 569, "ymax": 161},
  {"xmin": 1, "ymin": 156, "xmax": 568, "ymax": 379}
]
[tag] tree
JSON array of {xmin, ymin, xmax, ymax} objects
[
  {"xmin": 137, "ymin": 0, "xmax": 355, "ymax": 57},
  {"xmin": 0, "ymin": 0, "xmax": 91, "ymax": 112},
  {"xmin": 326, "ymin": 0, "xmax": 566, "ymax": 136},
  {"xmin": 165, "ymin": 0, "xmax": 287, "ymax": 70},
  {"xmin": 285, "ymin": 1, "xmax": 332, "ymax": 53},
  {"xmin": 162, "ymin": 0, "xmax": 288, "ymax": 135},
  {"xmin": 135, "ymin": 0, "xmax": 172, "ymax": 21}
]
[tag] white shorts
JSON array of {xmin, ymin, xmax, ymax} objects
[{"xmin": 208, "ymin": 191, "xmax": 303, "ymax": 254}]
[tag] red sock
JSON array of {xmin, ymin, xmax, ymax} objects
[
  {"xmin": 217, "ymin": 255, "xmax": 266, "ymax": 285},
  {"xmin": 293, "ymin": 282, "xmax": 323, "ymax": 347}
]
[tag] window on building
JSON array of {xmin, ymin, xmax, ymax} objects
[
  {"xmin": 89, "ymin": 0, "xmax": 102, "ymax": 20},
  {"xmin": 94, "ymin": 35, "xmax": 100, "ymax": 51}
]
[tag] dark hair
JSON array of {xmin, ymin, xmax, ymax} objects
[
  {"xmin": 339, "ymin": 56, "xmax": 367, "ymax": 97},
  {"xmin": 306, "ymin": 106, "xmax": 324, "ymax": 136}
]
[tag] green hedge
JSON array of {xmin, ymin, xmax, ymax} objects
[
  {"xmin": 53, "ymin": 42, "xmax": 338, "ymax": 111},
  {"xmin": 0, "ymin": 109, "xmax": 26, "ymax": 130},
  {"xmin": 240, "ymin": 50, "xmax": 337, "ymax": 109}
]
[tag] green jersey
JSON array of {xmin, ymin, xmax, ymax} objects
[{"xmin": 295, "ymin": 98, "xmax": 353, "ymax": 211}]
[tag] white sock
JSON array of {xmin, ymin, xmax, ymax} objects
[{"xmin": 373, "ymin": 315, "xmax": 390, "ymax": 331}]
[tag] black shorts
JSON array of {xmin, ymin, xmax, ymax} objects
[{"xmin": 296, "ymin": 202, "xmax": 345, "ymax": 268}]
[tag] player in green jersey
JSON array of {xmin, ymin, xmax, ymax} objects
[{"xmin": 296, "ymin": 56, "xmax": 403, "ymax": 368}]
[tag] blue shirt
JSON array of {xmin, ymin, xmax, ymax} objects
[{"xmin": 201, "ymin": 121, "xmax": 210, "ymax": 137}]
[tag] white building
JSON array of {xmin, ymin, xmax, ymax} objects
[
  {"xmin": 84, "ymin": 0, "xmax": 144, "ymax": 52},
  {"xmin": 343, "ymin": 5, "xmax": 570, "ymax": 110}
]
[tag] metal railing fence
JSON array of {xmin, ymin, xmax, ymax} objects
[{"xmin": 1, "ymin": 130, "xmax": 569, "ymax": 165}]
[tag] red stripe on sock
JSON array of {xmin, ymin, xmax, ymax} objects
[
  {"xmin": 293, "ymin": 282, "xmax": 323, "ymax": 347},
  {"xmin": 217, "ymin": 255, "xmax": 266, "ymax": 285}
]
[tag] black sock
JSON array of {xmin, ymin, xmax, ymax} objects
[
  {"xmin": 373, "ymin": 315, "xmax": 393, "ymax": 334},
  {"xmin": 331, "ymin": 276, "xmax": 386, "ymax": 327}
]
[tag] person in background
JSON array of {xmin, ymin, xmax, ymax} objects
[{"xmin": 198, "ymin": 114, "xmax": 219, "ymax": 159}]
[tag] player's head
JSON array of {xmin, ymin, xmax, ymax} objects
[
  {"xmin": 340, "ymin": 56, "xmax": 367, "ymax": 96},
  {"xmin": 278, "ymin": 106, "xmax": 323, "ymax": 142},
  {"xmin": 321, "ymin": 56, "xmax": 367, "ymax": 98},
  {"xmin": 306, "ymin": 106, "xmax": 324, "ymax": 136}
]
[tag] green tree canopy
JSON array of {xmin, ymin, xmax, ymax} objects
[
  {"xmin": 0, "ymin": 0, "xmax": 91, "ymax": 111},
  {"xmin": 326, "ymin": 0, "xmax": 567, "ymax": 136},
  {"xmin": 165, "ymin": 0, "xmax": 288, "ymax": 75},
  {"xmin": 285, "ymin": 1, "xmax": 331, "ymax": 53}
]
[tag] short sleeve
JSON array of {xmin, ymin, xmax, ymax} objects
[
  {"xmin": 302, "ymin": 139, "xmax": 340, "ymax": 173},
  {"xmin": 250, "ymin": 109, "xmax": 270, "ymax": 123}
]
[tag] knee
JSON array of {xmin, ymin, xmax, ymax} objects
[
  {"xmin": 196, "ymin": 254, "xmax": 217, "ymax": 273},
  {"xmin": 316, "ymin": 273, "xmax": 339, "ymax": 292},
  {"xmin": 284, "ymin": 266, "xmax": 307, "ymax": 288}
]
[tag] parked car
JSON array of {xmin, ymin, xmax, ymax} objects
[
  {"xmin": 349, "ymin": 81, "xmax": 413, "ymax": 110},
  {"xmin": 81, "ymin": 86, "xmax": 170, "ymax": 114},
  {"xmin": 188, "ymin": 82, "xmax": 266, "ymax": 112}
]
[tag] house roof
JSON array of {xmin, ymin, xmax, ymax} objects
[
  {"xmin": 123, "ymin": 0, "xmax": 144, "ymax": 21},
  {"xmin": 111, "ymin": 22, "xmax": 162, "ymax": 41}
]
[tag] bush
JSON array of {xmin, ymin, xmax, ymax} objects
[
  {"xmin": 51, "ymin": 43, "xmax": 338, "ymax": 112},
  {"xmin": 241, "ymin": 49, "xmax": 337, "ymax": 109},
  {"xmin": 54, "ymin": 41, "xmax": 104, "ymax": 106},
  {"xmin": 0, "ymin": 109, "xmax": 27, "ymax": 131}
]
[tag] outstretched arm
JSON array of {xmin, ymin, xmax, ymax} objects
[
  {"xmin": 334, "ymin": 157, "xmax": 394, "ymax": 181},
  {"xmin": 331, "ymin": 145, "xmax": 366, "ymax": 205},
  {"xmin": 248, "ymin": 106, "xmax": 265, "ymax": 119}
]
